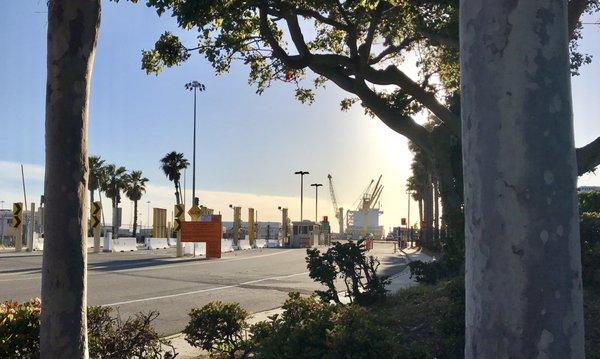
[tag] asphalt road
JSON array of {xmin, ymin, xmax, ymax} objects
[{"xmin": 0, "ymin": 243, "xmax": 406, "ymax": 335}]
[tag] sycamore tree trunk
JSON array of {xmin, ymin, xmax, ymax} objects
[
  {"xmin": 41, "ymin": 1, "xmax": 100, "ymax": 357},
  {"xmin": 461, "ymin": 1, "xmax": 584, "ymax": 357}
]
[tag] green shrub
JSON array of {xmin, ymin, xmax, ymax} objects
[
  {"xmin": 0, "ymin": 298, "xmax": 41, "ymax": 358},
  {"xmin": 251, "ymin": 292, "xmax": 401, "ymax": 359},
  {"xmin": 581, "ymin": 212, "xmax": 600, "ymax": 289},
  {"xmin": 579, "ymin": 190, "xmax": 600, "ymax": 213},
  {"xmin": 0, "ymin": 301, "xmax": 173, "ymax": 359},
  {"xmin": 251, "ymin": 293, "xmax": 336, "ymax": 358},
  {"xmin": 87, "ymin": 306, "xmax": 174, "ymax": 359},
  {"xmin": 306, "ymin": 239, "xmax": 390, "ymax": 305},
  {"xmin": 183, "ymin": 301, "xmax": 252, "ymax": 358},
  {"xmin": 374, "ymin": 277, "xmax": 465, "ymax": 358}
]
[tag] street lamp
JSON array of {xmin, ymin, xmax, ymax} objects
[
  {"xmin": 0, "ymin": 201, "xmax": 5, "ymax": 246},
  {"xmin": 146, "ymin": 201, "xmax": 151, "ymax": 232},
  {"xmin": 406, "ymin": 189, "xmax": 414, "ymax": 245},
  {"xmin": 185, "ymin": 80, "xmax": 206, "ymax": 207},
  {"xmin": 294, "ymin": 171, "xmax": 309, "ymax": 221},
  {"xmin": 310, "ymin": 183, "xmax": 322, "ymax": 222}
]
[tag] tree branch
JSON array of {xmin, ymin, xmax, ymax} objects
[
  {"xmin": 258, "ymin": 2, "xmax": 307, "ymax": 69},
  {"xmin": 369, "ymin": 37, "xmax": 417, "ymax": 65},
  {"xmin": 309, "ymin": 62, "xmax": 433, "ymax": 153},
  {"xmin": 361, "ymin": 66, "xmax": 461, "ymax": 136},
  {"xmin": 577, "ymin": 136, "xmax": 600, "ymax": 175},
  {"xmin": 293, "ymin": 6, "xmax": 349, "ymax": 30},
  {"xmin": 359, "ymin": 3, "xmax": 385, "ymax": 65}
]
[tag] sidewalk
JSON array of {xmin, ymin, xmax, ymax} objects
[{"xmin": 166, "ymin": 247, "xmax": 432, "ymax": 358}]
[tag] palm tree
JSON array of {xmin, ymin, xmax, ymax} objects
[
  {"xmin": 124, "ymin": 170, "xmax": 149, "ymax": 237},
  {"xmin": 160, "ymin": 151, "xmax": 189, "ymax": 205},
  {"xmin": 101, "ymin": 164, "xmax": 127, "ymax": 238},
  {"xmin": 89, "ymin": 155, "xmax": 106, "ymax": 204}
]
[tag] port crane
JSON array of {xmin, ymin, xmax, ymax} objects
[{"xmin": 327, "ymin": 174, "xmax": 344, "ymax": 234}]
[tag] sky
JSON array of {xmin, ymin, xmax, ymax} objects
[{"xmin": 0, "ymin": 1, "xmax": 599, "ymax": 231}]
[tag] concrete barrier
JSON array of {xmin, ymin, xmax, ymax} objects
[
  {"xmin": 238, "ymin": 239, "xmax": 252, "ymax": 250},
  {"xmin": 221, "ymin": 239, "xmax": 234, "ymax": 253},
  {"xmin": 103, "ymin": 232, "xmax": 113, "ymax": 252},
  {"xmin": 109, "ymin": 237, "xmax": 137, "ymax": 252},
  {"xmin": 184, "ymin": 242, "xmax": 206, "ymax": 256},
  {"xmin": 168, "ymin": 238, "xmax": 178, "ymax": 247},
  {"xmin": 32, "ymin": 233, "xmax": 43, "ymax": 251},
  {"xmin": 266, "ymin": 240, "xmax": 280, "ymax": 248},
  {"xmin": 145, "ymin": 238, "xmax": 169, "ymax": 250},
  {"xmin": 254, "ymin": 239, "xmax": 266, "ymax": 249}
]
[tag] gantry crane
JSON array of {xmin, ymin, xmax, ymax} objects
[
  {"xmin": 359, "ymin": 175, "xmax": 383, "ymax": 236},
  {"xmin": 327, "ymin": 174, "xmax": 344, "ymax": 234}
]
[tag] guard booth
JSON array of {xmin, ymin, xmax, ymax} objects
[
  {"xmin": 291, "ymin": 220, "xmax": 320, "ymax": 248},
  {"xmin": 319, "ymin": 216, "xmax": 331, "ymax": 245}
]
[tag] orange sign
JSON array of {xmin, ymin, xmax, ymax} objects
[{"xmin": 180, "ymin": 215, "xmax": 222, "ymax": 258}]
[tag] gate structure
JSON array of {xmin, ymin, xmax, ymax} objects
[{"xmin": 180, "ymin": 215, "xmax": 222, "ymax": 258}]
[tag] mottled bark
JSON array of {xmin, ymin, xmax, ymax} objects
[
  {"xmin": 41, "ymin": 1, "xmax": 101, "ymax": 358},
  {"xmin": 461, "ymin": 1, "xmax": 584, "ymax": 357}
]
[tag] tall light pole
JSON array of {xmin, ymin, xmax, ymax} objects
[
  {"xmin": 146, "ymin": 200, "xmax": 151, "ymax": 231},
  {"xmin": 406, "ymin": 190, "xmax": 413, "ymax": 244},
  {"xmin": 310, "ymin": 183, "xmax": 322, "ymax": 222},
  {"xmin": 0, "ymin": 200, "xmax": 5, "ymax": 246},
  {"xmin": 185, "ymin": 81, "xmax": 206, "ymax": 207},
  {"xmin": 294, "ymin": 171, "xmax": 309, "ymax": 220}
]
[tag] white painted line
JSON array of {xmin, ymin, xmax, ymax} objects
[{"xmin": 103, "ymin": 271, "xmax": 310, "ymax": 307}]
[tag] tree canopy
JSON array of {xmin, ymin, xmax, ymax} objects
[{"xmin": 131, "ymin": 0, "xmax": 600, "ymax": 174}]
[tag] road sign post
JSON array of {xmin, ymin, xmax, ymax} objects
[
  {"xmin": 174, "ymin": 204, "xmax": 185, "ymax": 257},
  {"xmin": 91, "ymin": 201, "xmax": 102, "ymax": 253},
  {"xmin": 26, "ymin": 203, "xmax": 35, "ymax": 252},
  {"xmin": 12, "ymin": 203, "xmax": 23, "ymax": 252}
]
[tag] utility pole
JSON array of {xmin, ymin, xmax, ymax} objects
[
  {"xmin": 310, "ymin": 183, "xmax": 322, "ymax": 222},
  {"xmin": 185, "ymin": 81, "xmax": 206, "ymax": 207},
  {"xmin": 406, "ymin": 190, "xmax": 412, "ymax": 245},
  {"xmin": 0, "ymin": 201, "xmax": 5, "ymax": 246},
  {"xmin": 147, "ymin": 201, "xmax": 151, "ymax": 233},
  {"xmin": 294, "ymin": 171, "xmax": 309, "ymax": 221}
]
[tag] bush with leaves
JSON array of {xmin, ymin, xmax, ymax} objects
[
  {"xmin": 579, "ymin": 190, "xmax": 600, "ymax": 214},
  {"xmin": 305, "ymin": 239, "xmax": 390, "ymax": 306},
  {"xmin": 252, "ymin": 292, "xmax": 401, "ymax": 359},
  {"xmin": 0, "ymin": 298, "xmax": 41, "ymax": 358},
  {"xmin": 87, "ymin": 306, "xmax": 175, "ymax": 359},
  {"xmin": 0, "ymin": 300, "xmax": 173, "ymax": 359},
  {"xmin": 581, "ymin": 212, "xmax": 600, "ymax": 290},
  {"xmin": 183, "ymin": 302, "xmax": 252, "ymax": 359}
]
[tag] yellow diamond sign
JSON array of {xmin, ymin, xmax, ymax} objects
[{"xmin": 188, "ymin": 205, "xmax": 201, "ymax": 221}]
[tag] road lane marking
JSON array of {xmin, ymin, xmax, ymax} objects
[
  {"xmin": 102, "ymin": 271, "xmax": 310, "ymax": 307},
  {"xmin": 101, "ymin": 262, "xmax": 409, "ymax": 307},
  {"xmin": 0, "ymin": 249, "xmax": 297, "ymax": 281}
]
